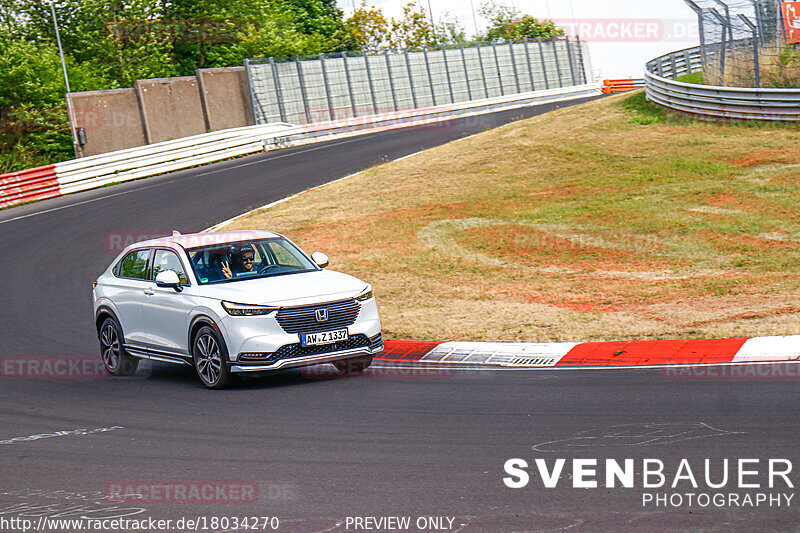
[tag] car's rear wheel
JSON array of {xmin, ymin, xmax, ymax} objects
[
  {"xmin": 333, "ymin": 356, "xmax": 373, "ymax": 375},
  {"xmin": 192, "ymin": 325, "xmax": 233, "ymax": 389},
  {"xmin": 99, "ymin": 317, "xmax": 139, "ymax": 376}
]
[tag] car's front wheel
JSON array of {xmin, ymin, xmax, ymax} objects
[
  {"xmin": 192, "ymin": 325, "xmax": 233, "ymax": 389},
  {"xmin": 333, "ymin": 356, "xmax": 373, "ymax": 375},
  {"xmin": 99, "ymin": 317, "xmax": 139, "ymax": 376}
]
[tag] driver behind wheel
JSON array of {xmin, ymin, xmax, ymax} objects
[{"xmin": 221, "ymin": 244, "xmax": 257, "ymax": 279}]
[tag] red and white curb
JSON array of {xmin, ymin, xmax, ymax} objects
[{"xmin": 377, "ymin": 335, "xmax": 800, "ymax": 368}]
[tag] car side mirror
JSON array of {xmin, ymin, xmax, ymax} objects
[
  {"xmin": 311, "ymin": 252, "xmax": 329, "ymax": 268},
  {"xmin": 155, "ymin": 270, "xmax": 182, "ymax": 291}
]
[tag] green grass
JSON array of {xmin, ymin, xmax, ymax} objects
[{"xmin": 675, "ymin": 72, "xmax": 704, "ymax": 84}]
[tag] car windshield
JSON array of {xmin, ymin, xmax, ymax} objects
[{"xmin": 185, "ymin": 238, "xmax": 317, "ymax": 284}]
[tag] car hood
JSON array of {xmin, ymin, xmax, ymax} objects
[{"xmin": 197, "ymin": 269, "xmax": 369, "ymax": 307}]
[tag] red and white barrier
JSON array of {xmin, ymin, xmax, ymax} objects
[
  {"xmin": 377, "ymin": 335, "xmax": 800, "ymax": 368},
  {"xmin": 0, "ymin": 165, "xmax": 60, "ymax": 209}
]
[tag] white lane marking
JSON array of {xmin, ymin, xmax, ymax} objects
[
  {"xmin": 532, "ymin": 422, "xmax": 743, "ymax": 452},
  {"xmin": 0, "ymin": 488, "xmax": 148, "ymax": 518},
  {"xmin": 732, "ymin": 335, "xmax": 800, "ymax": 363},
  {"xmin": 0, "ymin": 426, "xmax": 123, "ymax": 445},
  {"xmin": 421, "ymin": 341, "xmax": 579, "ymax": 367}
]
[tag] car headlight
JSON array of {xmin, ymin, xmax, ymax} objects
[
  {"xmin": 355, "ymin": 287, "xmax": 373, "ymax": 302},
  {"xmin": 222, "ymin": 301, "xmax": 278, "ymax": 316}
]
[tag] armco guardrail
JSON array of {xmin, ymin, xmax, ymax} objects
[
  {"xmin": 0, "ymin": 82, "xmax": 600, "ymax": 210},
  {"xmin": 602, "ymin": 79, "xmax": 644, "ymax": 94},
  {"xmin": 0, "ymin": 166, "xmax": 60, "ymax": 209},
  {"xmin": 645, "ymin": 46, "xmax": 800, "ymax": 122}
]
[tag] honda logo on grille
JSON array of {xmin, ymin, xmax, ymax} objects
[{"xmin": 315, "ymin": 308, "xmax": 329, "ymax": 322}]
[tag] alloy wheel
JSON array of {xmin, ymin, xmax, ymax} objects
[
  {"xmin": 100, "ymin": 323, "xmax": 120, "ymax": 371},
  {"xmin": 195, "ymin": 333, "xmax": 222, "ymax": 385}
]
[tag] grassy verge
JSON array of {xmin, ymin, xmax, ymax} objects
[
  {"xmin": 675, "ymin": 72, "xmax": 704, "ymax": 85},
  {"xmin": 225, "ymin": 93, "xmax": 800, "ymax": 342}
]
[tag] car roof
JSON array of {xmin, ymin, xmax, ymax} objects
[{"xmin": 123, "ymin": 230, "xmax": 282, "ymax": 254}]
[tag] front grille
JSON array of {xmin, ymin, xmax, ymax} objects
[
  {"xmin": 275, "ymin": 299, "xmax": 360, "ymax": 334},
  {"xmin": 238, "ymin": 334, "xmax": 373, "ymax": 364},
  {"xmin": 368, "ymin": 333, "xmax": 383, "ymax": 351}
]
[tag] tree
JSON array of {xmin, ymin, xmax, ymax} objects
[
  {"xmin": 480, "ymin": 1, "xmax": 564, "ymax": 41},
  {"xmin": 345, "ymin": 1, "xmax": 465, "ymax": 51},
  {"xmin": 344, "ymin": 2, "xmax": 392, "ymax": 53},
  {"xmin": 391, "ymin": 2, "xmax": 437, "ymax": 49},
  {"xmin": 0, "ymin": 35, "xmax": 110, "ymax": 172}
]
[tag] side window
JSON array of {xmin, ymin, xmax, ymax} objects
[
  {"xmin": 117, "ymin": 249, "xmax": 151, "ymax": 280},
  {"xmin": 152, "ymin": 250, "xmax": 189, "ymax": 285},
  {"xmin": 268, "ymin": 241, "xmax": 304, "ymax": 267}
]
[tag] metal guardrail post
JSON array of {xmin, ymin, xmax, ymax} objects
[
  {"xmin": 491, "ymin": 41, "xmax": 505, "ymax": 96},
  {"xmin": 551, "ymin": 38, "xmax": 564, "ymax": 87},
  {"xmin": 384, "ymin": 50, "xmax": 399, "ymax": 111},
  {"xmin": 712, "ymin": 0, "xmax": 734, "ymax": 47},
  {"xmin": 738, "ymin": 14, "xmax": 761, "ymax": 88},
  {"xmin": 341, "ymin": 51, "xmax": 358, "ymax": 117},
  {"xmin": 508, "ymin": 41, "xmax": 521, "ymax": 93},
  {"xmin": 459, "ymin": 43, "xmax": 473, "ymax": 100},
  {"xmin": 709, "ymin": 9, "xmax": 728, "ymax": 82},
  {"xmin": 441, "ymin": 45, "xmax": 455, "ymax": 103},
  {"xmin": 404, "ymin": 48, "xmax": 419, "ymax": 109},
  {"xmin": 423, "ymin": 47, "xmax": 437, "ymax": 106},
  {"xmin": 537, "ymin": 38, "xmax": 550, "ymax": 90},
  {"xmin": 319, "ymin": 53, "xmax": 335, "ymax": 121},
  {"xmin": 269, "ymin": 57, "xmax": 287, "ymax": 123},
  {"xmin": 476, "ymin": 42, "xmax": 490, "ymax": 98},
  {"xmin": 523, "ymin": 38, "xmax": 536, "ymax": 90},
  {"xmin": 294, "ymin": 56, "xmax": 312, "ymax": 124},
  {"xmin": 564, "ymin": 36, "xmax": 577, "ymax": 85},
  {"xmin": 684, "ymin": 1, "xmax": 708, "ymax": 76},
  {"xmin": 243, "ymin": 58, "xmax": 263, "ymax": 125},
  {"xmin": 363, "ymin": 53, "xmax": 379, "ymax": 114},
  {"xmin": 574, "ymin": 36, "xmax": 587, "ymax": 84},
  {"xmin": 748, "ymin": 0, "xmax": 764, "ymax": 45}
]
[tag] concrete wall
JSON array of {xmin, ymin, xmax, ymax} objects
[
  {"xmin": 69, "ymin": 67, "xmax": 255, "ymax": 157},
  {"xmin": 67, "ymin": 88, "xmax": 146, "ymax": 157},
  {"xmin": 135, "ymin": 76, "xmax": 207, "ymax": 144},
  {"xmin": 197, "ymin": 67, "xmax": 254, "ymax": 131}
]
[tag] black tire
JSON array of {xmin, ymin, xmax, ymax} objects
[
  {"xmin": 333, "ymin": 356, "xmax": 373, "ymax": 375},
  {"xmin": 192, "ymin": 325, "xmax": 233, "ymax": 389},
  {"xmin": 98, "ymin": 317, "xmax": 139, "ymax": 376}
]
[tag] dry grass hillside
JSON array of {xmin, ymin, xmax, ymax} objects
[{"xmin": 223, "ymin": 92, "xmax": 800, "ymax": 342}]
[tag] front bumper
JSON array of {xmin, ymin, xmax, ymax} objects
[{"xmin": 229, "ymin": 342, "xmax": 383, "ymax": 373}]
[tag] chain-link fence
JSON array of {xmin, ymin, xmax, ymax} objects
[
  {"xmin": 685, "ymin": 0, "xmax": 800, "ymax": 87},
  {"xmin": 244, "ymin": 37, "xmax": 588, "ymax": 125}
]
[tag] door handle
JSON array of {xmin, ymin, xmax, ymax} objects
[{"xmin": 144, "ymin": 288, "xmax": 154, "ymax": 295}]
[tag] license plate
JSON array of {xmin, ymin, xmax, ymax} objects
[{"xmin": 301, "ymin": 329, "xmax": 348, "ymax": 346}]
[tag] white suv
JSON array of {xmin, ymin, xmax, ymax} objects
[{"xmin": 93, "ymin": 230, "xmax": 382, "ymax": 388}]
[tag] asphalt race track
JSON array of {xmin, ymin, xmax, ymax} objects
[{"xmin": 2, "ymin": 98, "xmax": 800, "ymax": 532}]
